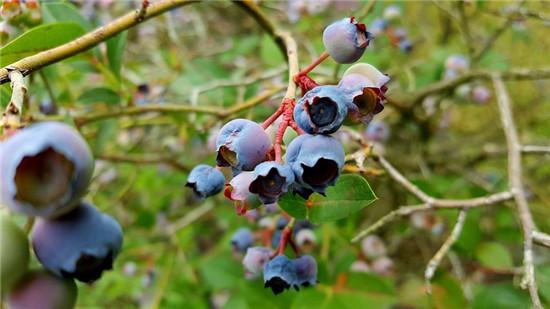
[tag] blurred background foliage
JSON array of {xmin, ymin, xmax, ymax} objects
[{"xmin": 1, "ymin": 0, "xmax": 550, "ymax": 308}]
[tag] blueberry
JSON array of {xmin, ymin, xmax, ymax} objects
[
  {"xmin": 185, "ymin": 164, "xmax": 225, "ymax": 199},
  {"xmin": 364, "ymin": 121, "xmax": 390, "ymax": 143},
  {"xmin": 369, "ymin": 18, "xmax": 388, "ymax": 37},
  {"xmin": 231, "ymin": 228, "xmax": 254, "ymax": 253},
  {"xmin": 294, "ymin": 85, "xmax": 348, "ymax": 134},
  {"xmin": 323, "ymin": 17, "xmax": 372, "ymax": 64},
  {"xmin": 242, "ymin": 246, "xmax": 273, "ymax": 279},
  {"xmin": 7, "ymin": 270, "xmax": 77, "ymax": 309},
  {"xmin": 249, "ymin": 161, "xmax": 295, "ymax": 204},
  {"xmin": 0, "ymin": 215, "xmax": 30, "ymax": 292},
  {"xmin": 471, "ymin": 85, "xmax": 491, "ymax": 104},
  {"xmin": 339, "ymin": 63, "xmax": 390, "ymax": 125},
  {"xmin": 263, "ymin": 255, "xmax": 297, "ymax": 294},
  {"xmin": 31, "ymin": 202, "xmax": 123, "ymax": 283},
  {"xmin": 285, "ymin": 134, "xmax": 345, "ymax": 197},
  {"xmin": 225, "ymin": 171, "xmax": 255, "ymax": 201},
  {"xmin": 445, "ymin": 54, "xmax": 469, "ymax": 72},
  {"xmin": 39, "ymin": 100, "xmax": 58, "ymax": 115},
  {"xmin": 216, "ymin": 119, "xmax": 271, "ymax": 171},
  {"xmin": 0, "ymin": 122, "xmax": 94, "ymax": 218},
  {"xmin": 371, "ymin": 256, "xmax": 394, "ymax": 276},
  {"xmin": 292, "ymin": 255, "xmax": 317, "ymax": 287},
  {"xmin": 360, "ymin": 235, "xmax": 387, "ymax": 259},
  {"xmin": 295, "ymin": 228, "xmax": 317, "ymax": 252},
  {"xmin": 398, "ymin": 38, "xmax": 413, "ymax": 53}
]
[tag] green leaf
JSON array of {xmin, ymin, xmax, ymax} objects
[
  {"xmin": 41, "ymin": 2, "xmax": 92, "ymax": 31},
  {"xmin": 106, "ymin": 32, "xmax": 127, "ymax": 79},
  {"xmin": 260, "ymin": 34, "xmax": 284, "ymax": 68},
  {"xmin": 475, "ymin": 242, "xmax": 513, "ymax": 269},
  {"xmin": 279, "ymin": 174, "xmax": 377, "ymax": 224},
  {"xmin": 473, "ymin": 283, "xmax": 530, "ymax": 309},
  {"xmin": 0, "ymin": 22, "xmax": 85, "ymax": 66},
  {"xmin": 77, "ymin": 87, "xmax": 121, "ymax": 105}
]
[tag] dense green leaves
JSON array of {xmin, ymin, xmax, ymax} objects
[
  {"xmin": 0, "ymin": 22, "xmax": 85, "ymax": 66},
  {"xmin": 279, "ymin": 174, "xmax": 377, "ymax": 224}
]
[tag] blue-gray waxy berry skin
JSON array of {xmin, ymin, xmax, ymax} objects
[
  {"xmin": 293, "ymin": 86, "xmax": 349, "ymax": 135},
  {"xmin": 0, "ymin": 122, "xmax": 94, "ymax": 218},
  {"xmin": 285, "ymin": 134, "xmax": 345, "ymax": 196},
  {"xmin": 292, "ymin": 255, "xmax": 318, "ymax": 287},
  {"xmin": 185, "ymin": 164, "xmax": 225, "ymax": 199},
  {"xmin": 322, "ymin": 17, "xmax": 371, "ymax": 64},
  {"xmin": 249, "ymin": 161, "xmax": 295, "ymax": 204},
  {"xmin": 215, "ymin": 119, "xmax": 271, "ymax": 171},
  {"xmin": 31, "ymin": 202, "xmax": 123, "ymax": 283},
  {"xmin": 263, "ymin": 255, "xmax": 298, "ymax": 295},
  {"xmin": 231, "ymin": 228, "xmax": 254, "ymax": 253}
]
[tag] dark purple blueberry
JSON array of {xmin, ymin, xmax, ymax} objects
[
  {"xmin": 7, "ymin": 270, "xmax": 77, "ymax": 309},
  {"xmin": 294, "ymin": 85, "xmax": 349, "ymax": 134},
  {"xmin": 249, "ymin": 161, "xmax": 295, "ymax": 204},
  {"xmin": 31, "ymin": 202, "xmax": 123, "ymax": 283}
]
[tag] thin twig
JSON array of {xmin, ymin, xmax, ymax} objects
[
  {"xmin": 425, "ymin": 209, "xmax": 467, "ymax": 294},
  {"xmin": 472, "ymin": 18, "xmax": 513, "ymax": 63},
  {"xmin": 70, "ymin": 87, "xmax": 282, "ymax": 127},
  {"xmin": 456, "ymin": 1, "xmax": 475, "ymax": 56},
  {"xmin": 532, "ymin": 231, "xmax": 550, "ymax": 249},
  {"xmin": 521, "ymin": 145, "xmax": 550, "ymax": 154},
  {"xmin": 492, "ymin": 74, "xmax": 542, "ymax": 308},
  {"xmin": 1, "ymin": 70, "xmax": 27, "ymax": 132},
  {"xmin": 0, "ymin": 0, "xmax": 199, "ymax": 84}
]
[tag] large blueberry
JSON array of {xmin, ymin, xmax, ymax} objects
[
  {"xmin": 294, "ymin": 85, "xmax": 348, "ymax": 134},
  {"xmin": 249, "ymin": 161, "xmax": 295, "ymax": 204},
  {"xmin": 216, "ymin": 119, "xmax": 271, "ymax": 171},
  {"xmin": 285, "ymin": 134, "xmax": 345, "ymax": 197},
  {"xmin": 31, "ymin": 202, "xmax": 123, "ymax": 283},
  {"xmin": 7, "ymin": 270, "xmax": 77, "ymax": 309},
  {"xmin": 338, "ymin": 63, "xmax": 389, "ymax": 125},
  {"xmin": 242, "ymin": 246, "xmax": 273, "ymax": 279},
  {"xmin": 0, "ymin": 122, "xmax": 94, "ymax": 218},
  {"xmin": 263, "ymin": 255, "xmax": 297, "ymax": 295},
  {"xmin": 185, "ymin": 164, "xmax": 225, "ymax": 199},
  {"xmin": 231, "ymin": 227, "xmax": 254, "ymax": 253},
  {"xmin": 322, "ymin": 17, "xmax": 372, "ymax": 64},
  {"xmin": 1, "ymin": 214, "xmax": 30, "ymax": 292},
  {"xmin": 292, "ymin": 255, "xmax": 318, "ymax": 287}
]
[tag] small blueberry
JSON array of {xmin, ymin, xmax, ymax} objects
[
  {"xmin": 294, "ymin": 85, "xmax": 349, "ymax": 134},
  {"xmin": 323, "ymin": 17, "xmax": 372, "ymax": 64},
  {"xmin": 185, "ymin": 164, "xmax": 225, "ymax": 199},
  {"xmin": 249, "ymin": 161, "xmax": 295, "ymax": 204}
]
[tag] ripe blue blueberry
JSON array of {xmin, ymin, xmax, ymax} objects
[
  {"xmin": 292, "ymin": 255, "xmax": 318, "ymax": 287},
  {"xmin": 398, "ymin": 38, "xmax": 413, "ymax": 53},
  {"xmin": 231, "ymin": 227, "xmax": 254, "ymax": 253},
  {"xmin": 0, "ymin": 122, "xmax": 94, "ymax": 218},
  {"xmin": 185, "ymin": 164, "xmax": 225, "ymax": 199},
  {"xmin": 285, "ymin": 134, "xmax": 345, "ymax": 197},
  {"xmin": 294, "ymin": 85, "xmax": 349, "ymax": 134},
  {"xmin": 216, "ymin": 119, "xmax": 271, "ymax": 171},
  {"xmin": 242, "ymin": 246, "xmax": 273, "ymax": 279},
  {"xmin": 7, "ymin": 270, "xmax": 77, "ymax": 309},
  {"xmin": 338, "ymin": 63, "xmax": 389, "ymax": 124},
  {"xmin": 369, "ymin": 18, "xmax": 388, "ymax": 37},
  {"xmin": 1, "ymin": 214, "xmax": 30, "ymax": 292},
  {"xmin": 263, "ymin": 255, "xmax": 297, "ymax": 295},
  {"xmin": 249, "ymin": 161, "xmax": 295, "ymax": 204},
  {"xmin": 31, "ymin": 202, "xmax": 123, "ymax": 283},
  {"xmin": 323, "ymin": 17, "xmax": 372, "ymax": 64},
  {"xmin": 39, "ymin": 100, "xmax": 58, "ymax": 115}
]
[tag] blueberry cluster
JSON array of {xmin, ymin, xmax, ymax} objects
[
  {"xmin": 0, "ymin": 122, "xmax": 123, "ymax": 308},
  {"xmin": 443, "ymin": 54, "xmax": 492, "ymax": 104},
  {"xmin": 185, "ymin": 16, "xmax": 389, "ymax": 295}
]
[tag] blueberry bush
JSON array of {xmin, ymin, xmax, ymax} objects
[{"xmin": 1, "ymin": 1, "xmax": 550, "ymax": 308}]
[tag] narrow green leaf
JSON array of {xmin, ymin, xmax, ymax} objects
[
  {"xmin": 0, "ymin": 22, "xmax": 85, "ymax": 66},
  {"xmin": 279, "ymin": 174, "xmax": 377, "ymax": 224},
  {"xmin": 41, "ymin": 2, "xmax": 92, "ymax": 31},
  {"xmin": 106, "ymin": 32, "xmax": 127, "ymax": 79},
  {"xmin": 475, "ymin": 242, "xmax": 513, "ymax": 269},
  {"xmin": 77, "ymin": 87, "xmax": 120, "ymax": 105}
]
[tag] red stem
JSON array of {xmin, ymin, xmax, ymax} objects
[
  {"xmin": 261, "ymin": 104, "xmax": 284, "ymax": 129},
  {"xmin": 288, "ymin": 120, "xmax": 305, "ymax": 135},
  {"xmin": 296, "ymin": 51, "xmax": 329, "ymax": 76},
  {"xmin": 274, "ymin": 120, "xmax": 288, "ymax": 162},
  {"xmin": 273, "ymin": 225, "xmax": 293, "ymax": 257}
]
